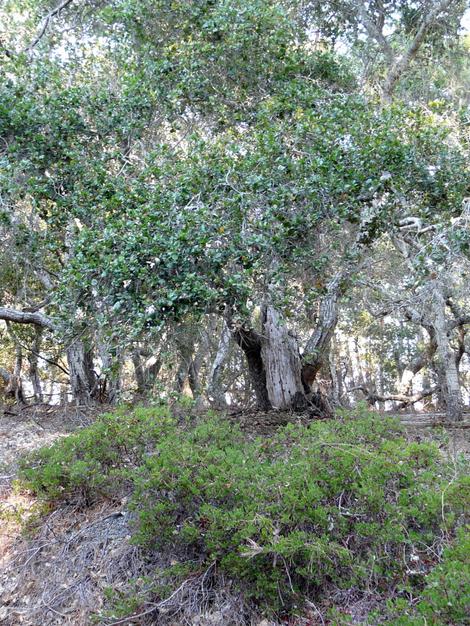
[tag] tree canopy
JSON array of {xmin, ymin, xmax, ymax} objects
[{"xmin": 1, "ymin": 0, "xmax": 469, "ymax": 418}]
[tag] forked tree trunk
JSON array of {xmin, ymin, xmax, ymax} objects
[
  {"xmin": 303, "ymin": 272, "xmax": 342, "ymax": 381},
  {"xmin": 232, "ymin": 325, "xmax": 271, "ymax": 410},
  {"xmin": 261, "ymin": 306, "xmax": 307, "ymax": 410},
  {"xmin": 232, "ymin": 306, "xmax": 309, "ymax": 411}
]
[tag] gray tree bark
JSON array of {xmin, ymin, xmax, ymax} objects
[
  {"xmin": 28, "ymin": 327, "xmax": 43, "ymax": 403},
  {"xmin": 303, "ymin": 272, "xmax": 342, "ymax": 379},
  {"xmin": 261, "ymin": 306, "xmax": 307, "ymax": 410},
  {"xmin": 5, "ymin": 323, "xmax": 25, "ymax": 404},
  {"xmin": 207, "ymin": 321, "xmax": 231, "ymax": 409},
  {"xmin": 232, "ymin": 325, "xmax": 271, "ymax": 410},
  {"xmin": 97, "ymin": 340, "xmax": 121, "ymax": 404},
  {"xmin": 430, "ymin": 282, "xmax": 463, "ymax": 421},
  {"xmin": 66, "ymin": 340, "xmax": 97, "ymax": 406},
  {"xmin": 132, "ymin": 349, "xmax": 161, "ymax": 396}
]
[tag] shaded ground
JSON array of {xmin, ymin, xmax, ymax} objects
[{"xmin": 0, "ymin": 404, "xmax": 468, "ymax": 625}]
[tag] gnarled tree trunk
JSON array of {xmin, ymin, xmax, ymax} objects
[
  {"xmin": 261, "ymin": 306, "xmax": 306, "ymax": 410},
  {"xmin": 232, "ymin": 306, "xmax": 310, "ymax": 411},
  {"xmin": 303, "ymin": 272, "xmax": 343, "ymax": 384},
  {"xmin": 232, "ymin": 325, "xmax": 271, "ymax": 410}
]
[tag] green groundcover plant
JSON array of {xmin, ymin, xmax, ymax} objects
[{"xmin": 19, "ymin": 405, "xmax": 469, "ymax": 620}]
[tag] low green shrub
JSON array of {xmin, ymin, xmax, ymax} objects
[
  {"xmin": 18, "ymin": 405, "xmax": 469, "ymax": 618},
  {"xmin": 18, "ymin": 405, "xmax": 177, "ymax": 502},
  {"xmin": 381, "ymin": 526, "xmax": 470, "ymax": 625},
  {"xmin": 418, "ymin": 526, "xmax": 470, "ymax": 624},
  {"xmin": 129, "ymin": 409, "xmax": 467, "ymax": 612}
]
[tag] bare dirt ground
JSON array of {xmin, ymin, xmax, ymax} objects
[
  {"xmin": 0, "ymin": 404, "xmax": 468, "ymax": 625},
  {"xmin": 0, "ymin": 403, "xmax": 130, "ymax": 626}
]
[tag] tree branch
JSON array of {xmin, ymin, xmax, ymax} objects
[
  {"xmin": 350, "ymin": 385, "xmax": 439, "ymax": 406},
  {"xmin": 25, "ymin": 0, "xmax": 75, "ymax": 52},
  {"xmin": 0, "ymin": 307, "xmax": 54, "ymax": 330},
  {"xmin": 356, "ymin": 1, "xmax": 394, "ymax": 64},
  {"xmin": 383, "ymin": 0, "xmax": 455, "ymax": 99}
]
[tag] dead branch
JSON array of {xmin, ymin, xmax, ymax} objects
[{"xmin": 350, "ymin": 385, "xmax": 439, "ymax": 406}]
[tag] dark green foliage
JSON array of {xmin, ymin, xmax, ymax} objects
[
  {"xmin": 379, "ymin": 526, "xmax": 470, "ymax": 625},
  {"xmin": 18, "ymin": 406, "xmax": 469, "ymax": 616},
  {"xmin": 19, "ymin": 405, "xmax": 176, "ymax": 502},
  {"xmin": 417, "ymin": 526, "xmax": 470, "ymax": 624}
]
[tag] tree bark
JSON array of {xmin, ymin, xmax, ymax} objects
[
  {"xmin": 303, "ymin": 272, "xmax": 343, "ymax": 382},
  {"xmin": 430, "ymin": 283, "xmax": 463, "ymax": 421},
  {"xmin": 66, "ymin": 340, "xmax": 97, "ymax": 406},
  {"xmin": 28, "ymin": 328, "xmax": 43, "ymax": 403},
  {"xmin": 97, "ymin": 340, "xmax": 121, "ymax": 404},
  {"xmin": 232, "ymin": 325, "xmax": 271, "ymax": 410},
  {"xmin": 207, "ymin": 321, "xmax": 231, "ymax": 409},
  {"xmin": 5, "ymin": 323, "xmax": 25, "ymax": 404},
  {"xmin": 132, "ymin": 349, "xmax": 161, "ymax": 396},
  {"xmin": 0, "ymin": 307, "xmax": 54, "ymax": 330},
  {"xmin": 261, "ymin": 306, "xmax": 307, "ymax": 410}
]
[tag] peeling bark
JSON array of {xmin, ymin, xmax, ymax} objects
[{"xmin": 261, "ymin": 306, "xmax": 307, "ymax": 410}]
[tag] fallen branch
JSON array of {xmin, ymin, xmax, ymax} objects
[{"xmin": 349, "ymin": 385, "xmax": 438, "ymax": 406}]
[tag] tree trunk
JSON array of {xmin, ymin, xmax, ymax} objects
[
  {"xmin": 97, "ymin": 340, "xmax": 121, "ymax": 404},
  {"xmin": 132, "ymin": 349, "xmax": 161, "ymax": 396},
  {"xmin": 231, "ymin": 306, "xmax": 310, "ymax": 411},
  {"xmin": 207, "ymin": 321, "xmax": 231, "ymax": 409},
  {"xmin": 132, "ymin": 351, "xmax": 146, "ymax": 394},
  {"xmin": 5, "ymin": 324, "xmax": 25, "ymax": 404},
  {"xmin": 232, "ymin": 325, "xmax": 271, "ymax": 410},
  {"xmin": 303, "ymin": 272, "xmax": 342, "ymax": 382},
  {"xmin": 66, "ymin": 340, "xmax": 97, "ymax": 406},
  {"xmin": 261, "ymin": 306, "xmax": 307, "ymax": 410},
  {"xmin": 174, "ymin": 325, "xmax": 197, "ymax": 398},
  {"xmin": 28, "ymin": 328, "xmax": 43, "ymax": 403},
  {"xmin": 431, "ymin": 283, "xmax": 463, "ymax": 421}
]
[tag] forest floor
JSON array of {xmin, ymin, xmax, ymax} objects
[{"xmin": 0, "ymin": 403, "xmax": 469, "ymax": 625}]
